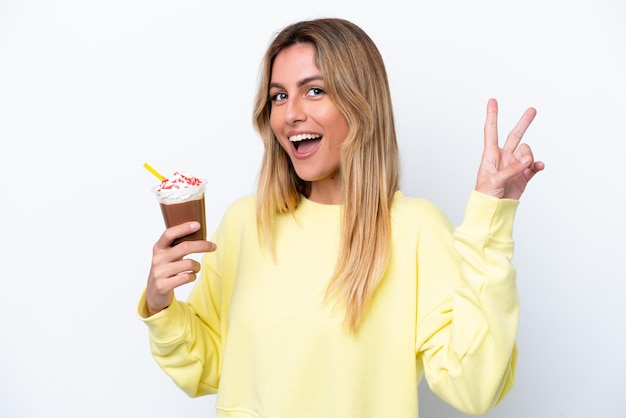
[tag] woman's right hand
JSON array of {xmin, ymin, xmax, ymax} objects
[{"xmin": 145, "ymin": 221, "xmax": 217, "ymax": 316}]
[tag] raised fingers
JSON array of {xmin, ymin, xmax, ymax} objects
[
  {"xmin": 483, "ymin": 98, "xmax": 499, "ymax": 150},
  {"xmin": 503, "ymin": 106, "xmax": 537, "ymax": 154}
]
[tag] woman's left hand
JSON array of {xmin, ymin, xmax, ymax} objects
[{"xmin": 475, "ymin": 98, "xmax": 545, "ymax": 200}]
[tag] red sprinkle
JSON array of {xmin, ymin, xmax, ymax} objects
[{"xmin": 158, "ymin": 171, "xmax": 201, "ymax": 191}]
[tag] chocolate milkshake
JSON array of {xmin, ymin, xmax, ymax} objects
[{"xmin": 152, "ymin": 171, "xmax": 207, "ymax": 246}]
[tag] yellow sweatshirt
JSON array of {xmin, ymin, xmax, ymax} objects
[{"xmin": 138, "ymin": 190, "xmax": 519, "ymax": 417}]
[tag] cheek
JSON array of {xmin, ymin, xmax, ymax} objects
[
  {"xmin": 328, "ymin": 112, "xmax": 350, "ymax": 144},
  {"xmin": 269, "ymin": 116, "xmax": 290, "ymax": 153},
  {"xmin": 276, "ymin": 138, "xmax": 291, "ymax": 154}
]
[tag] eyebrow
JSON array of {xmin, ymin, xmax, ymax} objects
[{"xmin": 269, "ymin": 75, "xmax": 324, "ymax": 90}]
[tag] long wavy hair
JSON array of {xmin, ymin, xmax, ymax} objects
[{"xmin": 252, "ymin": 18, "xmax": 400, "ymax": 332}]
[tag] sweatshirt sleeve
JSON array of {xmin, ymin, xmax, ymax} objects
[
  {"xmin": 136, "ymin": 262, "xmax": 223, "ymax": 397},
  {"xmin": 415, "ymin": 191, "xmax": 520, "ymax": 415},
  {"xmin": 136, "ymin": 216, "xmax": 235, "ymax": 397}
]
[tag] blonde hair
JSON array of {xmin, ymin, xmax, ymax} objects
[{"xmin": 252, "ymin": 18, "xmax": 400, "ymax": 332}]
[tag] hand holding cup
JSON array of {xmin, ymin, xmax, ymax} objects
[{"xmin": 146, "ymin": 221, "xmax": 216, "ymax": 315}]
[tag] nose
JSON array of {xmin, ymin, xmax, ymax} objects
[{"xmin": 284, "ymin": 96, "xmax": 306, "ymax": 125}]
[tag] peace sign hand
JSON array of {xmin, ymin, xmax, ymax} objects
[{"xmin": 475, "ymin": 98, "xmax": 545, "ymax": 200}]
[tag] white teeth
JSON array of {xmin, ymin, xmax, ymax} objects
[{"xmin": 288, "ymin": 133, "xmax": 322, "ymax": 142}]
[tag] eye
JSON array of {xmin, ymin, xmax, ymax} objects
[
  {"xmin": 306, "ymin": 87, "xmax": 325, "ymax": 98},
  {"xmin": 270, "ymin": 92, "xmax": 288, "ymax": 103}
]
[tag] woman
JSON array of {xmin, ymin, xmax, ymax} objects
[{"xmin": 138, "ymin": 18, "xmax": 544, "ymax": 417}]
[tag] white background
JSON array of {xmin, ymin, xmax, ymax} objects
[{"xmin": 1, "ymin": 0, "xmax": 625, "ymax": 417}]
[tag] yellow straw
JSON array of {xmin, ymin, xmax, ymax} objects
[{"xmin": 143, "ymin": 162, "xmax": 166, "ymax": 181}]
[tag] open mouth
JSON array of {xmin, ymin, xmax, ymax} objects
[{"xmin": 289, "ymin": 133, "xmax": 322, "ymax": 153}]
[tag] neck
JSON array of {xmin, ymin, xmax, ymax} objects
[{"xmin": 307, "ymin": 176, "xmax": 342, "ymax": 205}]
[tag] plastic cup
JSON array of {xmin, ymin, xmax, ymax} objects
[{"xmin": 152, "ymin": 179, "xmax": 207, "ymax": 246}]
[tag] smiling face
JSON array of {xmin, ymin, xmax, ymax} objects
[{"xmin": 269, "ymin": 43, "xmax": 350, "ymax": 204}]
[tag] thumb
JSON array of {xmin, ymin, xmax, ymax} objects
[{"xmin": 507, "ymin": 157, "xmax": 532, "ymax": 178}]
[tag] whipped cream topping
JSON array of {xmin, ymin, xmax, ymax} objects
[
  {"xmin": 153, "ymin": 171, "xmax": 206, "ymax": 202},
  {"xmin": 157, "ymin": 171, "xmax": 202, "ymax": 191}
]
